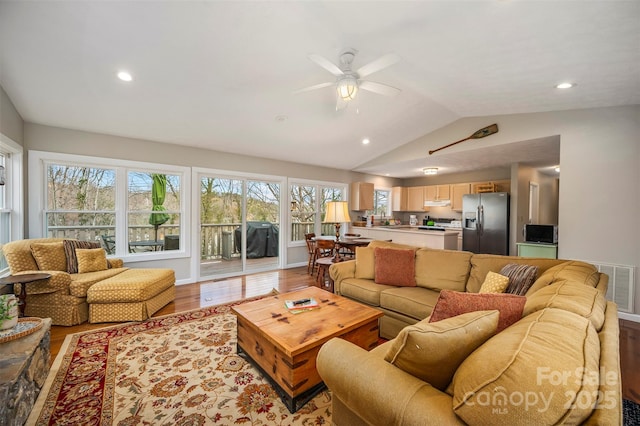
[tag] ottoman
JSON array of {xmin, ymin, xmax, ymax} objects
[{"xmin": 86, "ymin": 268, "xmax": 175, "ymax": 323}]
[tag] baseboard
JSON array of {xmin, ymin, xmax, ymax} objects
[
  {"xmin": 619, "ymin": 312, "xmax": 640, "ymax": 323},
  {"xmin": 286, "ymin": 262, "xmax": 307, "ymax": 269}
]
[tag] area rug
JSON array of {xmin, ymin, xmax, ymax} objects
[{"xmin": 28, "ymin": 294, "xmax": 331, "ymax": 425}]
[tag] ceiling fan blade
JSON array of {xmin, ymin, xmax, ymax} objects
[
  {"xmin": 359, "ymin": 80, "xmax": 401, "ymax": 97},
  {"xmin": 308, "ymin": 54, "xmax": 344, "ymax": 76},
  {"xmin": 293, "ymin": 82, "xmax": 334, "ymax": 94},
  {"xmin": 356, "ymin": 53, "xmax": 400, "ymax": 78}
]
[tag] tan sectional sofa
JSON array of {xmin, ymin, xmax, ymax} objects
[
  {"xmin": 320, "ymin": 240, "xmax": 621, "ymax": 425},
  {"xmin": 2, "ymin": 238, "xmax": 175, "ymax": 325},
  {"xmin": 330, "ymin": 240, "xmax": 605, "ymax": 339}
]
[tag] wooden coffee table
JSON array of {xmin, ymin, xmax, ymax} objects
[{"xmin": 231, "ymin": 286, "xmax": 383, "ymax": 413}]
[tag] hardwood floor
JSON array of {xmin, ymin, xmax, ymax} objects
[{"xmin": 48, "ymin": 267, "xmax": 639, "ymax": 405}]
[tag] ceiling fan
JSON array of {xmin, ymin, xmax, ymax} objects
[{"xmin": 294, "ymin": 48, "xmax": 401, "ymax": 110}]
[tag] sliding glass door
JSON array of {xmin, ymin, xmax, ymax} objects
[{"xmin": 199, "ymin": 173, "xmax": 281, "ymax": 279}]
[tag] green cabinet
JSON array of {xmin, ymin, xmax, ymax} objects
[{"xmin": 517, "ymin": 243, "xmax": 558, "ymax": 259}]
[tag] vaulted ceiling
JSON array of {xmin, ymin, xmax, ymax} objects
[{"xmin": 1, "ymin": 1, "xmax": 638, "ymax": 177}]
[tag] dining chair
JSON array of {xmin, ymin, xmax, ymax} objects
[
  {"xmin": 339, "ymin": 233, "xmax": 361, "ymax": 258},
  {"xmin": 100, "ymin": 235, "xmax": 116, "ymax": 255},
  {"xmin": 304, "ymin": 233, "xmax": 317, "ymax": 275},
  {"xmin": 314, "ymin": 239, "xmax": 336, "ymax": 277}
]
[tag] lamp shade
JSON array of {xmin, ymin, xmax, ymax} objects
[{"xmin": 324, "ymin": 201, "xmax": 352, "ymax": 223}]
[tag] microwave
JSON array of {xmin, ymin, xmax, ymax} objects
[{"xmin": 524, "ymin": 224, "xmax": 558, "ymax": 244}]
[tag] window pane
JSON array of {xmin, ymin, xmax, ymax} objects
[
  {"xmin": 290, "ymin": 184, "xmax": 315, "ymax": 242},
  {"xmin": 46, "ymin": 212, "xmax": 116, "ymax": 240},
  {"xmin": 374, "ymin": 190, "xmax": 390, "ymax": 216},
  {"xmin": 47, "ymin": 165, "xmax": 115, "ymax": 211},
  {"xmin": 321, "ymin": 187, "xmax": 344, "ymax": 235},
  {"xmin": 128, "ymin": 171, "xmax": 182, "ymax": 249}
]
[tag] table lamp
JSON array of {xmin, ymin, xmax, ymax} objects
[{"xmin": 324, "ymin": 201, "xmax": 352, "ymax": 262}]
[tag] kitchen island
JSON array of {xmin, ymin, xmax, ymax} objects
[{"xmin": 353, "ymin": 226, "xmax": 459, "ymax": 250}]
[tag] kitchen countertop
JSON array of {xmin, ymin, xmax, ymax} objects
[{"xmin": 372, "ymin": 225, "xmax": 460, "ymax": 235}]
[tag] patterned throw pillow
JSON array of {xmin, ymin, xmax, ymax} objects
[
  {"xmin": 429, "ymin": 290, "xmax": 526, "ymax": 333},
  {"xmin": 385, "ymin": 310, "xmax": 499, "ymax": 390},
  {"xmin": 63, "ymin": 240, "xmax": 101, "ymax": 273},
  {"xmin": 76, "ymin": 248, "xmax": 108, "ymax": 273},
  {"xmin": 479, "ymin": 271, "xmax": 510, "ymax": 293},
  {"xmin": 501, "ymin": 263, "xmax": 539, "ymax": 296},
  {"xmin": 374, "ymin": 247, "xmax": 416, "ymax": 287},
  {"xmin": 30, "ymin": 242, "xmax": 68, "ymax": 271}
]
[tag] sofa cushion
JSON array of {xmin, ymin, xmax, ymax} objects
[
  {"xmin": 430, "ymin": 290, "xmax": 526, "ymax": 333},
  {"xmin": 354, "ymin": 246, "xmax": 375, "ymax": 279},
  {"xmin": 340, "ymin": 278, "xmax": 394, "ymax": 306},
  {"xmin": 501, "ymin": 263, "xmax": 539, "ymax": 295},
  {"xmin": 527, "ymin": 260, "xmax": 601, "ymax": 295},
  {"xmin": 374, "ymin": 247, "xmax": 416, "ymax": 287},
  {"xmin": 63, "ymin": 240, "xmax": 101, "ymax": 273},
  {"xmin": 30, "ymin": 242, "xmax": 68, "ymax": 271},
  {"xmin": 467, "ymin": 254, "xmax": 564, "ymax": 293},
  {"xmin": 452, "ymin": 308, "xmax": 600, "ymax": 425},
  {"xmin": 380, "ymin": 286, "xmax": 441, "ymax": 320},
  {"xmin": 385, "ymin": 310, "xmax": 499, "ymax": 391},
  {"xmin": 479, "ymin": 271, "xmax": 510, "ymax": 293},
  {"xmin": 76, "ymin": 248, "xmax": 109, "ymax": 273},
  {"xmin": 524, "ymin": 280, "xmax": 607, "ymax": 331},
  {"xmin": 69, "ymin": 268, "xmax": 128, "ymax": 297},
  {"xmin": 414, "ymin": 249, "xmax": 472, "ymax": 292}
]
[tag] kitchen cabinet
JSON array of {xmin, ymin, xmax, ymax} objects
[
  {"xmin": 451, "ymin": 183, "xmax": 471, "ymax": 211},
  {"xmin": 472, "ymin": 180, "xmax": 511, "ymax": 194},
  {"xmin": 392, "ymin": 186, "xmax": 408, "ymax": 211},
  {"xmin": 407, "ymin": 186, "xmax": 427, "ymax": 211},
  {"xmin": 350, "ymin": 182, "xmax": 374, "ymax": 211},
  {"xmin": 424, "ymin": 184, "xmax": 450, "ymax": 201},
  {"xmin": 517, "ymin": 243, "xmax": 557, "ymax": 259}
]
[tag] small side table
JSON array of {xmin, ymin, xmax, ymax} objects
[
  {"xmin": 315, "ymin": 257, "xmax": 335, "ymax": 293},
  {"xmin": 0, "ymin": 273, "xmax": 51, "ymax": 317}
]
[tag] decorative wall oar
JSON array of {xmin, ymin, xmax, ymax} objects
[{"xmin": 428, "ymin": 124, "xmax": 499, "ymax": 155}]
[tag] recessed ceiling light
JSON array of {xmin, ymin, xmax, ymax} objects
[
  {"xmin": 117, "ymin": 71, "xmax": 133, "ymax": 82},
  {"xmin": 555, "ymin": 166, "xmax": 560, "ymax": 173},
  {"xmin": 362, "ymin": 138, "xmax": 370, "ymax": 145},
  {"xmin": 423, "ymin": 167, "xmax": 438, "ymax": 175},
  {"xmin": 385, "ymin": 173, "xmax": 390, "ymax": 176},
  {"xmin": 555, "ymin": 82, "xmax": 575, "ymax": 89}
]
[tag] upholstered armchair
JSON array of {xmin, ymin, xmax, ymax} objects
[{"xmin": 2, "ymin": 238, "xmax": 125, "ymax": 326}]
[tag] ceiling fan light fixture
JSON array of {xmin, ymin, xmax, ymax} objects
[
  {"xmin": 423, "ymin": 167, "xmax": 438, "ymax": 175},
  {"xmin": 337, "ymin": 76, "xmax": 358, "ymax": 101}
]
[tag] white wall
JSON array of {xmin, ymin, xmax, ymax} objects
[{"xmin": 367, "ymin": 105, "xmax": 640, "ymax": 314}]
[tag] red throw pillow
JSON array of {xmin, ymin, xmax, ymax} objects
[
  {"xmin": 429, "ymin": 290, "xmax": 526, "ymax": 332},
  {"xmin": 374, "ymin": 247, "xmax": 416, "ymax": 287}
]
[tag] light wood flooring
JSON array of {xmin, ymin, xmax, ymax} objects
[{"xmin": 48, "ymin": 266, "xmax": 639, "ymax": 405}]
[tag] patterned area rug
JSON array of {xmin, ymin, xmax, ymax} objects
[{"xmin": 28, "ymin": 295, "xmax": 331, "ymax": 425}]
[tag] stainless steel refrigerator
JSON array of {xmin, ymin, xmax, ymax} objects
[{"xmin": 462, "ymin": 192, "xmax": 510, "ymax": 255}]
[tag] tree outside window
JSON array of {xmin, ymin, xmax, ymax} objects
[{"xmin": 374, "ymin": 189, "xmax": 390, "ymax": 216}]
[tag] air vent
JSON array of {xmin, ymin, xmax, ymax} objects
[{"xmin": 591, "ymin": 261, "xmax": 635, "ymax": 313}]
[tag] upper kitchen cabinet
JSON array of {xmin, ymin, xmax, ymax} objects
[
  {"xmin": 407, "ymin": 186, "xmax": 427, "ymax": 211},
  {"xmin": 472, "ymin": 180, "xmax": 511, "ymax": 194},
  {"xmin": 424, "ymin": 185, "xmax": 451, "ymax": 202},
  {"xmin": 451, "ymin": 183, "xmax": 471, "ymax": 211},
  {"xmin": 350, "ymin": 182, "xmax": 374, "ymax": 211},
  {"xmin": 392, "ymin": 186, "xmax": 408, "ymax": 211}
]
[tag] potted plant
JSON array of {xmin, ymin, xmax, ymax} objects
[{"xmin": 0, "ymin": 294, "xmax": 19, "ymax": 331}]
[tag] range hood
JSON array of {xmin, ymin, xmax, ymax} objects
[{"xmin": 424, "ymin": 199, "xmax": 451, "ymax": 207}]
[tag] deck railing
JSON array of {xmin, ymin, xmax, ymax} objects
[{"xmin": 46, "ymin": 222, "xmax": 337, "ymax": 259}]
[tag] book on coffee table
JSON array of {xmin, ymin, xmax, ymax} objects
[{"xmin": 285, "ymin": 297, "xmax": 319, "ymax": 314}]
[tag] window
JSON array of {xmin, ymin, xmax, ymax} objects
[
  {"xmin": 128, "ymin": 172, "xmax": 182, "ymax": 252},
  {"xmin": 289, "ymin": 181, "xmax": 346, "ymax": 243},
  {"xmin": 46, "ymin": 164, "xmax": 116, "ymax": 241},
  {"xmin": 0, "ymin": 136, "xmax": 23, "ymax": 275},
  {"xmin": 31, "ymin": 151, "xmax": 188, "ymax": 259},
  {"xmin": 374, "ymin": 189, "xmax": 390, "ymax": 216}
]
